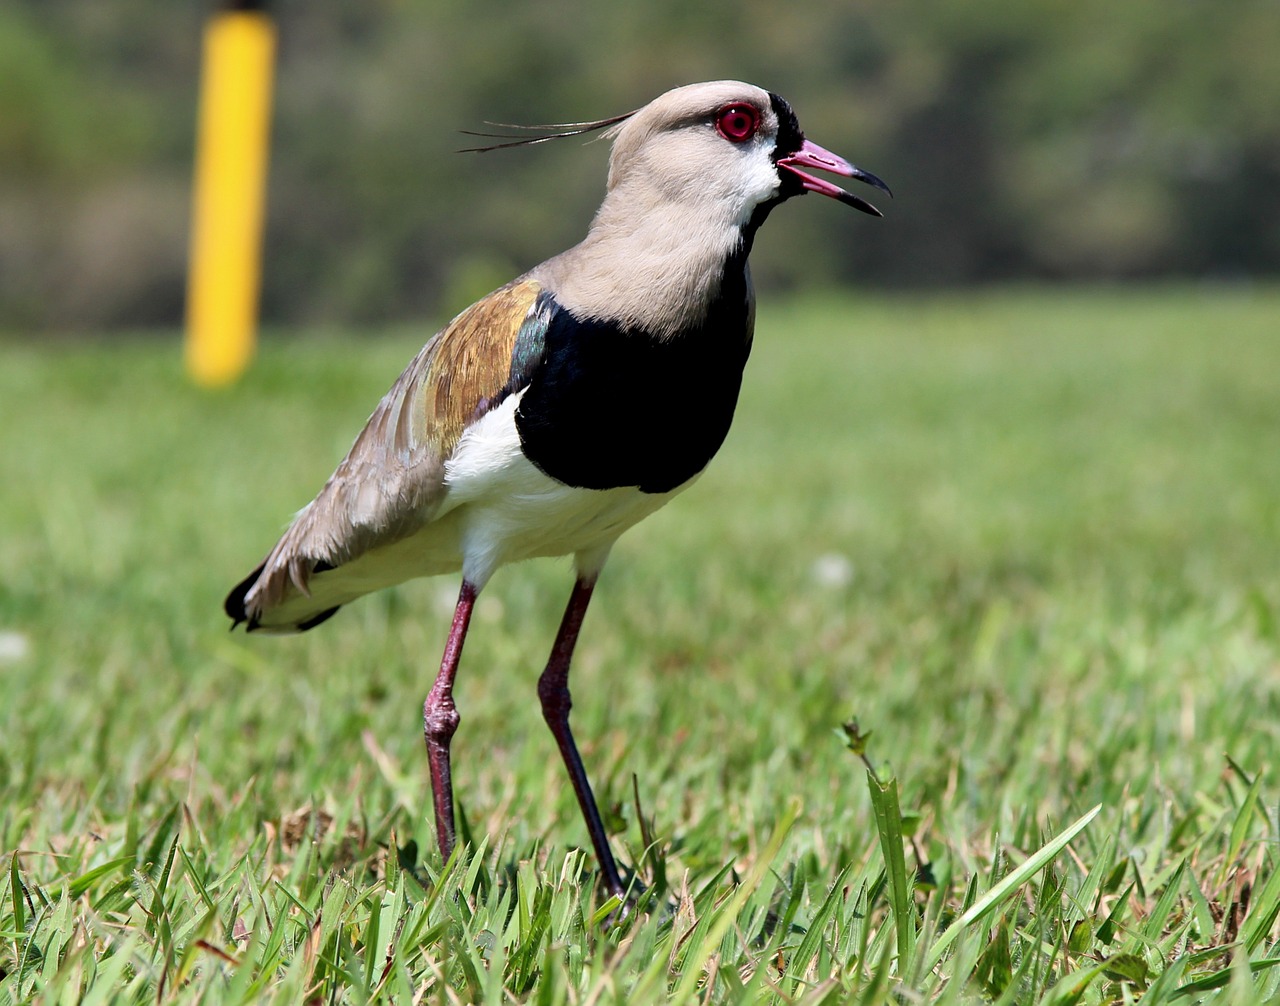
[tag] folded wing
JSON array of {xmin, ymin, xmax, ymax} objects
[{"xmin": 227, "ymin": 279, "xmax": 551, "ymax": 630}]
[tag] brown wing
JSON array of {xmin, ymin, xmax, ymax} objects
[{"xmin": 232, "ymin": 279, "xmax": 545, "ymax": 625}]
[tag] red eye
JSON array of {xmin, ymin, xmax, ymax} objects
[{"xmin": 715, "ymin": 103, "xmax": 760, "ymax": 143}]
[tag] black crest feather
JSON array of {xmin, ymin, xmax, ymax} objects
[{"xmin": 458, "ymin": 111, "xmax": 636, "ymax": 153}]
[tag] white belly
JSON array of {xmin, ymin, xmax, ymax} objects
[{"xmin": 437, "ymin": 391, "xmax": 691, "ymax": 585}]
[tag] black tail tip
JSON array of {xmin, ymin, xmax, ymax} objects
[
  {"xmin": 296, "ymin": 606, "xmax": 341, "ymax": 631},
  {"xmin": 225, "ymin": 562, "xmax": 265, "ymax": 631},
  {"xmin": 224, "ymin": 559, "xmax": 342, "ymax": 633}
]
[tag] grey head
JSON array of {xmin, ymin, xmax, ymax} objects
[{"xmin": 522, "ymin": 80, "xmax": 890, "ymax": 335}]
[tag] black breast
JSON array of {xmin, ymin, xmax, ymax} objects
[{"xmin": 515, "ymin": 270, "xmax": 754, "ymax": 494}]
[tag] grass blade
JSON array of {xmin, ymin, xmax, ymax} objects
[
  {"xmin": 1240, "ymin": 851, "xmax": 1280, "ymax": 954},
  {"xmin": 9, "ymin": 851, "xmax": 25, "ymax": 939},
  {"xmin": 866, "ymin": 767, "xmax": 916, "ymax": 973},
  {"xmin": 925, "ymin": 804, "xmax": 1101, "ymax": 972},
  {"xmin": 638, "ymin": 796, "xmax": 800, "ymax": 1004}
]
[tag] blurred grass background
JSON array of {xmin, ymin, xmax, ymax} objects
[{"xmin": 2, "ymin": 290, "xmax": 1279, "ymax": 1000}]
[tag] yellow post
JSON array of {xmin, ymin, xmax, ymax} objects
[{"xmin": 185, "ymin": 2, "xmax": 276, "ymax": 388}]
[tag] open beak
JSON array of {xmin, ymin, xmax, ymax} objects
[{"xmin": 778, "ymin": 139, "xmax": 892, "ymax": 217}]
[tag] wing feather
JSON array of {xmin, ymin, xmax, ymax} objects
[{"xmin": 233, "ymin": 279, "xmax": 548, "ymax": 626}]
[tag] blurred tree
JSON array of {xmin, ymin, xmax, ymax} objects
[{"xmin": 1, "ymin": 0, "xmax": 1276, "ymax": 331}]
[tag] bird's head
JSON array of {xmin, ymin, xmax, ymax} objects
[
  {"xmin": 600, "ymin": 81, "xmax": 890, "ymax": 230},
  {"xmin": 469, "ymin": 81, "xmax": 890, "ymax": 332}
]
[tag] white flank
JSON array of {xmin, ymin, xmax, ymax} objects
[{"xmin": 442, "ymin": 391, "xmax": 691, "ymax": 586}]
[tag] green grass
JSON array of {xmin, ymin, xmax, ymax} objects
[{"xmin": 2, "ymin": 285, "xmax": 1280, "ymax": 1003}]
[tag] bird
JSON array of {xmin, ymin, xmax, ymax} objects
[{"xmin": 225, "ymin": 80, "xmax": 889, "ymax": 898}]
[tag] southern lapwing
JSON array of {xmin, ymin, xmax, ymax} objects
[{"xmin": 225, "ymin": 80, "xmax": 889, "ymax": 897}]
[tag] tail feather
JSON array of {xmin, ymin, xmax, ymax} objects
[
  {"xmin": 225, "ymin": 562, "xmax": 265, "ymax": 629},
  {"xmin": 295, "ymin": 604, "xmax": 341, "ymax": 631},
  {"xmin": 224, "ymin": 560, "xmax": 341, "ymax": 633}
]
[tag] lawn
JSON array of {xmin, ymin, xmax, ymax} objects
[{"xmin": 2, "ymin": 285, "xmax": 1279, "ymax": 1003}]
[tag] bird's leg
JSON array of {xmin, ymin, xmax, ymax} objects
[
  {"xmin": 538, "ymin": 576, "xmax": 627, "ymax": 899},
  {"xmin": 423, "ymin": 580, "xmax": 477, "ymax": 864}
]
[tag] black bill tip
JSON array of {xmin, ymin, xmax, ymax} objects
[
  {"xmin": 851, "ymin": 167, "xmax": 893, "ymax": 199},
  {"xmin": 836, "ymin": 190, "xmax": 884, "ymax": 217}
]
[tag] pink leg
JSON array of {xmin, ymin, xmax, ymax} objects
[
  {"xmin": 538, "ymin": 577, "xmax": 626, "ymax": 898},
  {"xmin": 423, "ymin": 580, "xmax": 477, "ymax": 863}
]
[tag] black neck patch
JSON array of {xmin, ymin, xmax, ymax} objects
[
  {"xmin": 516, "ymin": 265, "xmax": 754, "ymax": 494},
  {"xmin": 732, "ymin": 93, "xmax": 811, "ymax": 247},
  {"xmin": 769, "ymin": 92, "xmax": 809, "ymax": 203},
  {"xmin": 769, "ymin": 92, "xmax": 806, "ymax": 157}
]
